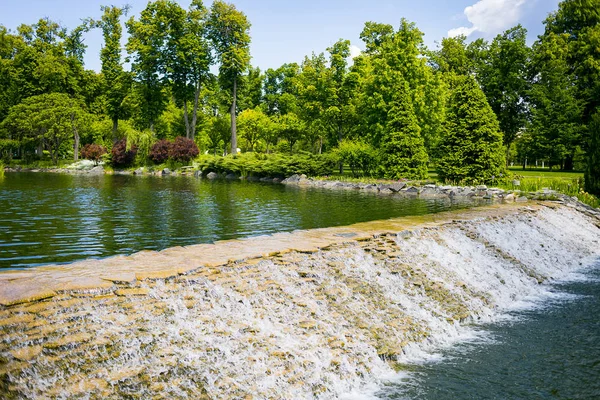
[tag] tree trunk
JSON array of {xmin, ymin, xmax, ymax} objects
[
  {"xmin": 71, "ymin": 112, "xmax": 80, "ymax": 161},
  {"xmin": 231, "ymin": 76, "xmax": 238, "ymax": 155},
  {"xmin": 564, "ymin": 154, "xmax": 574, "ymax": 171},
  {"xmin": 190, "ymin": 81, "xmax": 201, "ymax": 141},
  {"xmin": 112, "ymin": 118, "xmax": 119, "ymax": 144},
  {"xmin": 183, "ymin": 101, "xmax": 191, "ymax": 139}
]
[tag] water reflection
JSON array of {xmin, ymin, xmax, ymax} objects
[{"xmin": 0, "ymin": 172, "xmax": 484, "ymax": 269}]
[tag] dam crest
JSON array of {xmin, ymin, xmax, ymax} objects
[{"xmin": 0, "ymin": 203, "xmax": 599, "ymax": 399}]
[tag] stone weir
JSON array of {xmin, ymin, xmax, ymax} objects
[{"xmin": 1, "ymin": 203, "xmax": 599, "ymax": 399}]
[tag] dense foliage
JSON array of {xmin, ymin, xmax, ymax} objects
[
  {"xmin": 379, "ymin": 81, "xmax": 429, "ymax": 180},
  {"xmin": 80, "ymin": 144, "xmax": 106, "ymax": 165},
  {"xmin": 0, "ymin": 0, "xmax": 598, "ymax": 192},
  {"xmin": 438, "ymin": 76, "xmax": 507, "ymax": 183},
  {"xmin": 196, "ymin": 152, "xmax": 336, "ymax": 178},
  {"xmin": 334, "ymin": 140, "xmax": 378, "ymax": 178},
  {"xmin": 169, "ymin": 136, "xmax": 199, "ymax": 162},
  {"xmin": 111, "ymin": 139, "xmax": 137, "ymax": 167},
  {"xmin": 149, "ymin": 139, "xmax": 172, "ymax": 164}
]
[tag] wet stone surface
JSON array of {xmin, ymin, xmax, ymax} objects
[{"xmin": 0, "ymin": 204, "xmax": 598, "ymax": 399}]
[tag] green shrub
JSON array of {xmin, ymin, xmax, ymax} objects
[
  {"xmin": 334, "ymin": 140, "xmax": 379, "ymax": 178},
  {"xmin": 195, "ymin": 152, "xmax": 336, "ymax": 178},
  {"xmin": 0, "ymin": 139, "xmax": 18, "ymax": 163}
]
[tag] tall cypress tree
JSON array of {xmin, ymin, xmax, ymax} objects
[
  {"xmin": 438, "ymin": 75, "xmax": 506, "ymax": 183},
  {"xmin": 585, "ymin": 111, "xmax": 600, "ymax": 195},
  {"xmin": 380, "ymin": 80, "xmax": 429, "ymax": 180}
]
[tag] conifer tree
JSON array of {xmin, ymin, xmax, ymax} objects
[
  {"xmin": 585, "ymin": 111, "xmax": 600, "ymax": 195},
  {"xmin": 438, "ymin": 75, "xmax": 506, "ymax": 183},
  {"xmin": 380, "ymin": 81, "xmax": 429, "ymax": 180}
]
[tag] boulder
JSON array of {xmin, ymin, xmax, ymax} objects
[
  {"xmin": 161, "ymin": 168, "xmax": 171, "ymax": 175},
  {"xmin": 89, "ymin": 166, "xmax": 104, "ymax": 175},
  {"xmin": 283, "ymin": 174, "xmax": 302, "ymax": 183},
  {"xmin": 207, "ymin": 172, "xmax": 219, "ymax": 180},
  {"xmin": 225, "ymin": 173, "xmax": 239, "ymax": 180},
  {"xmin": 389, "ymin": 182, "xmax": 407, "ymax": 192}
]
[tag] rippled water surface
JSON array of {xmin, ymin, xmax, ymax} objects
[
  {"xmin": 0, "ymin": 172, "xmax": 480, "ymax": 269},
  {"xmin": 379, "ymin": 265, "xmax": 600, "ymax": 400}
]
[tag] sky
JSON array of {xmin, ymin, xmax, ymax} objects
[{"xmin": 0, "ymin": 0, "xmax": 561, "ymax": 72}]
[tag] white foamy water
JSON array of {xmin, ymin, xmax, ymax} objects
[{"xmin": 1, "ymin": 205, "xmax": 599, "ymax": 399}]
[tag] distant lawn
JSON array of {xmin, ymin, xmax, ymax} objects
[{"xmin": 507, "ymin": 166, "xmax": 584, "ymax": 180}]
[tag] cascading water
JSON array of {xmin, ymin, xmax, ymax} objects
[{"xmin": 0, "ymin": 204, "xmax": 598, "ymax": 399}]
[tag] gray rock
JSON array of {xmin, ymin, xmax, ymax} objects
[
  {"xmin": 225, "ymin": 173, "xmax": 239, "ymax": 180},
  {"xmin": 194, "ymin": 170, "xmax": 202, "ymax": 178},
  {"xmin": 283, "ymin": 174, "xmax": 301, "ymax": 183},
  {"xmin": 405, "ymin": 186, "xmax": 419, "ymax": 193},
  {"xmin": 207, "ymin": 172, "xmax": 219, "ymax": 180},
  {"xmin": 389, "ymin": 182, "xmax": 407, "ymax": 192},
  {"xmin": 512, "ymin": 180, "xmax": 521, "ymax": 187},
  {"xmin": 516, "ymin": 196, "xmax": 529, "ymax": 203},
  {"xmin": 246, "ymin": 175, "xmax": 260, "ymax": 182},
  {"xmin": 162, "ymin": 168, "xmax": 171, "ymax": 175},
  {"xmin": 89, "ymin": 166, "xmax": 104, "ymax": 175},
  {"xmin": 476, "ymin": 185, "xmax": 488, "ymax": 190},
  {"xmin": 504, "ymin": 193, "xmax": 516, "ymax": 202},
  {"xmin": 420, "ymin": 187, "xmax": 438, "ymax": 195}
]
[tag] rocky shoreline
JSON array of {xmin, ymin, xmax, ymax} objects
[{"xmin": 4, "ymin": 164, "xmax": 599, "ymax": 217}]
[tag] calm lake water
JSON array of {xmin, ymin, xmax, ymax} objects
[
  {"xmin": 378, "ymin": 265, "xmax": 600, "ymax": 400},
  {"xmin": 0, "ymin": 172, "xmax": 481, "ymax": 269}
]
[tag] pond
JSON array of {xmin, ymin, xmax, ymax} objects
[{"xmin": 0, "ymin": 172, "xmax": 484, "ymax": 269}]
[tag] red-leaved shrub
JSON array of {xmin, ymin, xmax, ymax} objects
[
  {"xmin": 111, "ymin": 139, "xmax": 138, "ymax": 167},
  {"xmin": 149, "ymin": 139, "xmax": 172, "ymax": 164},
  {"xmin": 169, "ymin": 137, "xmax": 199, "ymax": 162},
  {"xmin": 80, "ymin": 144, "xmax": 106, "ymax": 165}
]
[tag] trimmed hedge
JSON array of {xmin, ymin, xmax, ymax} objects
[{"xmin": 195, "ymin": 153, "xmax": 336, "ymax": 178}]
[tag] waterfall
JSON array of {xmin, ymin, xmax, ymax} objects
[{"xmin": 0, "ymin": 205, "xmax": 598, "ymax": 399}]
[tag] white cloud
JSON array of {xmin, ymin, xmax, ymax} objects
[
  {"xmin": 448, "ymin": 0, "xmax": 529, "ymax": 38},
  {"xmin": 448, "ymin": 26, "xmax": 478, "ymax": 38},
  {"xmin": 349, "ymin": 45, "xmax": 362, "ymax": 59}
]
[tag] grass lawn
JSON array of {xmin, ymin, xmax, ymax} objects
[{"xmin": 507, "ymin": 166, "xmax": 584, "ymax": 180}]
